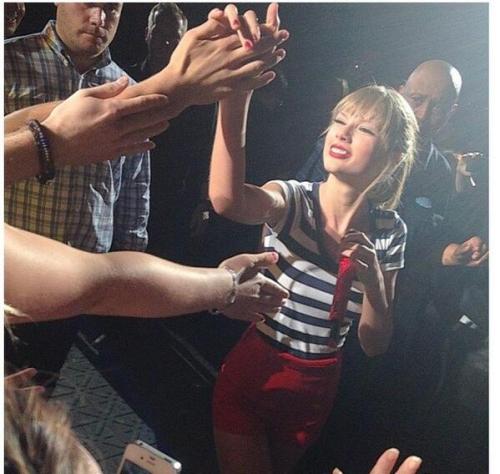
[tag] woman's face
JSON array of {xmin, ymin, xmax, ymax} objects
[{"xmin": 323, "ymin": 109, "xmax": 385, "ymax": 185}]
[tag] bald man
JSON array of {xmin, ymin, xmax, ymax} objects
[{"xmin": 400, "ymin": 59, "xmax": 461, "ymax": 143}]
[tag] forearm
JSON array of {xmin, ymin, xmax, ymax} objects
[
  {"xmin": 117, "ymin": 66, "xmax": 188, "ymax": 119},
  {"xmin": 5, "ymin": 225, "xmax": 231, "ymax": 322},
  {"xmin": 358, "ymin": 282, "xmax": 392, "ymax": 357},
  {"xmin": 85, "ymin": 252, "xmax": 231, "ymax": 318},
  {"xmin": 4, "ymin": 128, "xmax": 42, "ymax": 184},
  {"xmin": 4, "ymin": 101, "xmax": 62, "ymax": 133},
  {"xmin": 209, "ymin": 94, "xmax": 252, "ymax": 217}
]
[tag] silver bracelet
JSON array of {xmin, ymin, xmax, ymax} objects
[
  {"xmin": 223, "ymin": 267, "xmax": 238, "ymax": 307},
  {"xmin": 209, "ymin": 267, "xmax": 238, "ymax": 315}
]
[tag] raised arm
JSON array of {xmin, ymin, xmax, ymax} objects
[
  {"xmin": 121, "ymin": 4, "xmax": 289, "ymax": 116},
  {"xmin": 5, "ymin": 225, "xmax": 288, "ymax": 323},
  {"xmin": 209, "ymin": 92, "xmax": 286, "ymax": 225}
]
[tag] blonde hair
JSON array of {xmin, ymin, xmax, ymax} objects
[
  {"xmin": 329, "ymin": 85, "xmax": 418, "ymax": 209},
  {"xmin": 4, "ymin": 387, "xmax": 90, "ymax": 474}
]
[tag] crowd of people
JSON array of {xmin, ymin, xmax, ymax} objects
[{"xmin": 4, "ymin": 3, "xmax": 488, "ymax": 474}]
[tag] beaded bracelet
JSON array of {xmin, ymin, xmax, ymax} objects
[{"xmin": 27, "ymin": 119, "xmax": 55, "ymax": 184}]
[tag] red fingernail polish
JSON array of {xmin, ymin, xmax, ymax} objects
[
  {"xmin": 244, "ymin": 39, "xmax": 253, "ymax": 49},
  {"xmin": 233, "ymin": 19, "xmax": 240, "ymax": 28}
]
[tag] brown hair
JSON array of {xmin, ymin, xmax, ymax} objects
[{"xmin": 329, "ymin": 85, "xmax": 418, "ymax": 209}]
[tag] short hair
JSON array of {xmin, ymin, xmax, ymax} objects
[{"xmin": 329, "ymin": 85, "xmax": 418, "ymax": 209}]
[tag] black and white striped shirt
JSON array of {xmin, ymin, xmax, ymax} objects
[{"xmin": 257, "ymin": 180, "xmax": 407, "ymax": 360}]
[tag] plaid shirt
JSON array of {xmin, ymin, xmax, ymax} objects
[{"xmin": 4, "ymin": 21, "xmax": 150, "ymax": 252}]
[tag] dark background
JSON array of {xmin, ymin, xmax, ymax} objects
[
  {"xmin": 10, "ymin": 4, "xmax": 489, "ymax": 473},
  {"xmin": 16, "ymin": 2, "xmax": 488, "ymax": 154}
]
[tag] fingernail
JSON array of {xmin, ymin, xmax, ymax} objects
[
  {"xmin": 232, "ymin": 19, "xmax": 240, "ymax": 28},
  {"xmin": 244, "ymin": 39, "xmax": 254, "ymax": 50},
  {"xmin": 279, "ymin": 30, "xmax": 290, "ymax": 40},
  {"xmin": 272, "ymin": 252, "xmax": 279, "ymax": 261},
  {"xmin": 386, "ymin": 449, "xmax": 399, "ymax": 461},
  {"xmin": 408, "ymin": 457, "xmax": 422, "ymax": 468},
  {"xmin": 276, "ymin": 49, "xmax": 286, "ymax": 60},
  {"xmin": 116, "ymin": 76, "xmax": 128, "ymax": 85}
]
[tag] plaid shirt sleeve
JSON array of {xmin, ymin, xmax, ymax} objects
[{"xmin": 111, "ymin": 151, "xmax": 151, "ymax": 251}]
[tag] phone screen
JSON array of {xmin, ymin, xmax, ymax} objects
[{"xmin": 118, "ymin": 459, "xmax": 152, "ymax": 474}]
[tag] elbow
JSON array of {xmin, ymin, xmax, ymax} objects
[
  {"xmin": 361, "ymin": 344, "xmax": 388, "ymax": 358},
  {"xmin": 209, "ymin": 193, "xmax": 240, "ymax": 219},
  {"xmin": 358, "ymin": 323, "xmax": 392, "ymax": 358}
]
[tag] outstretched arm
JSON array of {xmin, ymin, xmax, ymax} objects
[
  {"xmin": 5, "ymin": 78, "xmax": 170, "ymax": 184},
  {"xmin": 120, "ymin": 4, "xmax": 289, "ymax": 116},
  {"xmin": 5, "ymin": 225, "xmax": 288, "ymax": 323},
  {"xmin": 209, "ymin": 91, "xmax": 287, "ymax": 225}
]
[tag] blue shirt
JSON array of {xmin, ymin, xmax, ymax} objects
[{"xmin": 4, "ymin": 21, "xmax": 150, "ymax": 252}]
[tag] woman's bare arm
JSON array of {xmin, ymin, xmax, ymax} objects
[{"xmin": 5, "ymin": 225, "xmax": 288, "ymax": 323}]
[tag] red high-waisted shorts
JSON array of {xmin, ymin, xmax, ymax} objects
[{"xmin": 213, "ymin": 326, "xmax": 342, "ymax": 449}]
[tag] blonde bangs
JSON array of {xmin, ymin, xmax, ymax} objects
[{"xmin": 328, "ymin": 85, "xmax": 419, "ymax": 209}]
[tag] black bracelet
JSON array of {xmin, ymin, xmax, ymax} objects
[{"xmin": 27, "ymin": 119, "xmax": 55, "ymax": 184}]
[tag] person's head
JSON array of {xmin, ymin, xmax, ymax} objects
[
  {"xmin": 4, "ymin": 3, "xmax": 25, "ymax": 38},
  {"xmin": 399, "ymin": 60, "xmax": 462, "ymax": 142},
  {"xmin": 145, "ymin": 3, "xmax": 187, "ymax": 74},
  {"xmin": 55, "ymin": 3, "xmax": 123, "ymax": 71},
  {"xmin": 323, "ymin": 85, "xmax": 418, "ymax": 209},
  {"xmin": 4, "ymin": 386, "xmax": 102, "ymax": 474}
]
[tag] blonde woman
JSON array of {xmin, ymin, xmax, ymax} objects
[{"xmin": 209, "ymin": 84, "xmax": 418, "ymax": 473}]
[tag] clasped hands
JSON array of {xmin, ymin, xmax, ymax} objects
[{"xmin": 161, "ymin": 3, "xmax": 289, "ymax": 111}]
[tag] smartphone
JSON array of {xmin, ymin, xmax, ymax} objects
[{"xmin": 116, "ymin": 440, "xmax": 182, "ymax": 474}]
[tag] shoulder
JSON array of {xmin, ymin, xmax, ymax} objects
[
  {"xmin": 4, "ymin": 32, "xmax": 47, "ymax": 67},
  {"xmin": 265, "ymin": 179, "xmax": 314, "ymax": 202},
  {"xmin": 5, "ymin": 31, "xmax": 45, "ymax": 49}
]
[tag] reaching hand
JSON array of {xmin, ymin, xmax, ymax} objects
[
  {"xmin": 332, "ymin": 448, "xmax": 422, "ymax": 474},
  {"xmin": 442, "ymin": 236, "xmax": 488, "ymax": 267},
  {"xmin": 164, "ymin": 3, "xmax": 288, "ymax": 108},
  {"xmin": 43, "ymin": 77, "xmax": 171, "ymax": 165},
  {"xmin": 453, "ymin": 151, "xmax": 484, "ymax": 192},
  {"xmin": 218, "ymin": 251, "xmax": 289, "ymax": 322},
  {"xmin": 208, "ymin": 3, "xmax": 282, "ymax": 48},
  {"xmin": 455, "ymin": 152, "xmax": 483, "ymax": 178}
]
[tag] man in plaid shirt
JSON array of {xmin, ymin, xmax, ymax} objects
[{"xmin": 4, "ymin": 4, "xmax": 150, "ymax": 382}]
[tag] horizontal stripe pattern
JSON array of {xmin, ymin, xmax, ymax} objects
[{"xmin": 257, "ymin": 180, "xmax": 406, "ymax": 360}]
